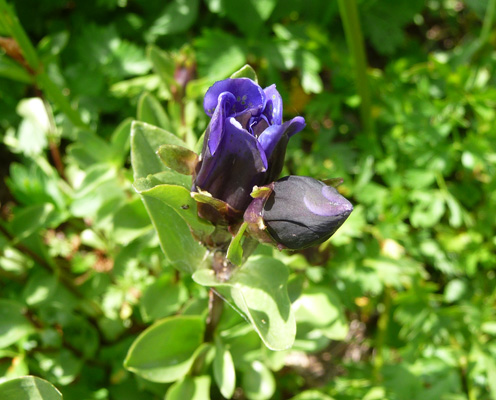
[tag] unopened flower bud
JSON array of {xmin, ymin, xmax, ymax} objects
[{"xmin": 244, "ymin": 176, "xmax": 353, "ymax": 250}]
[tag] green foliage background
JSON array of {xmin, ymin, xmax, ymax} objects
[{"xmin": 1, "ymin": 0, "xmax": 496, "ymax": 399}]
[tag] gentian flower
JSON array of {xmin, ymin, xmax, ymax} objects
[
  {"xmin": 192, "ymin": 78, "xmax": 305, "ymax": 214},
  {"xmin": 244, "ymin": 176, "xmax": 353, "ymax": 250}
]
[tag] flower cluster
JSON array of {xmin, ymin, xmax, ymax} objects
[{"xmin": 191, "ymin": 77, "xmax": 352, "ymax": 250}]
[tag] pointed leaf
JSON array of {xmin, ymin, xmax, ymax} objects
[
  {"xmin": 227, "ymin": 222, "xmax": 248, "ymax": 266},
  {"xmin": 131, "ymin": 121, "xmax": 189, "ymax": 180},
  {"xmin": 137, "ymin": 92, "xmax": 172, "ymax": 131},
  {"xmin": 147, "ymin": 45, "xmax": 175, "ymax": 87},
  {"xmin": 230, "ymin": 64, "xmax": 258, "ymax": 82},
  {"xmin": 131, "ymin": 121, "xmax": 206, "ymax": 273}
]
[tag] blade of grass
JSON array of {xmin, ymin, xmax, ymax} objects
[
  {"xmin": 0, "ymin": 0, "xmax": 39, "ymax": 70},
  {"xmin": 0, "ymin": 0, "xmax": 90, "ymax": 130},
  {"xmin": 337, "ymin": 0, "xmax": 373, "ymax": 137},
  {"xmin": 480, "ymin": 0, "xmax": 496, "ymax": 44}
]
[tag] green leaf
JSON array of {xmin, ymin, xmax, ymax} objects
[
  {"xmin": 138, "ymin": 195, "xmax": 205, "ymax": 273},
  {"xmin": 361, "ymin": 0, "xmax": 424, "ymax": 55},
  {"xmin": 147, "ymin": 45, "xmax": 175, "ymax": 87},
  {"xmin": 35, "ymin": 347, "xmax": 83, "ymax": 385},
  {"xmin": 242, "ymin": 360, "xmax": 276, "ymax": 400},
  {"xmin": 231, "ymin": 256, "xmax": 295, "ymax": 350},
  {"xmin": 251, "ymin": 0, "xmax": 278, "ymax": 20},
  {"xmin": 195, "ymin": 29, "xmax": 246, "ymax": 80},
  {"xmin": 485, "ymin": 352, "xmax": 496, "ymax": 399},
  {"xmin": 110, "ymin": 117, "xmax": 133, "ymax": 166},
  {"xmin": 69, "ymin": 130, "xmax": 114, "ymax": 166},
  {"xmin": 213, "ymin": 340, "xmax": 236, "ymax": 399},
  {"xmin": 38, "ymin": 31, "xmax": 69, "ymax": 58},
  {"xmin": 138, "ymin": 184, "xmax": 215, "ymax": 239},
  {"xmin": 230, "ymin": 64, "xmax": 258, "ymax": 82},
  {"xmin": 124, "ymin": 315, "xmax": 205, "ymax": 383},
  {"xmin": 131, "ymin": 121, "xmax": 206, "ymax": 273},
  {"xmin": 193, "ymin": 255, "xmax": 296, "ymax": 350},
  {"xmin": 112, "ymin": 198, "xmax": 152, "ymax": 245},
  {"xmin": 0, "ymin": 55, "xmax": 34, "ymax": 83},
  {"xmin": 410, "ymin": 190, "xmax": 446, "ymax": 228},
  {"xmin": 226, "ymin": 222, "xmax": 248, "ymax": 266},
  {"xmin": 0, "ymin": 300, "xmax": 35, "ymax": 349},
  {"xmin": 137, "ymin": 92, "xmax": 172, "ymax": 132},
  {"xmin": 146, "ymin": 0, "xmax": 200, "ymax": 41},
  {"xmin": 157, "ymin": 144, "xmax": 199, "ymax": 175},
  {"xmin": 223, "ymin": 2, "xmax": 264, "ymax": 37},
  {"xmin": 0, "ymin": 376, "xmax": 62, "ymax": 400},
  {"xmin": 140, "ymin": 275, "xmax": 189, "ymax": 322},
  {"xmin": 300, "ymin": 51, "xmax": 323, "ymax": 94},
  {"xmin": 0, "ymin": 0, "xmax": 40, "ymax": 69},
  {"xmin": 22, "ymin": 270, "xmax": 58, "ymax": 306},
  {"xmin": 131, "ymin": 121, "xmax": 189, "ymax": 181},
  {"xmin": 443, "ymin": 279, "xmax": 468, "ymax": 303},
  {"xmin": 10, "ymin": 203, "xmax": 61, "ymax": 240},
  {"xmin": 293, "ymin": 287, "xmax": 348, "ymax": 340},
  {"xmin": 70, "ymin": 165, "xmax": 125, "ymax": 220},
  {"xmin": 134, "ymin": 170, "xmax": 192, "ymax": 191},
  {"xmin": 165, "ymin": 375, "xmax": 211, "ymax": 400},
  {"xmin": 290, "ymin": 390, "xmax": 335, "ymax": 400},
  {"xmin": 111, "ymin": 75, "xmax": 163, "ymax": 100}
]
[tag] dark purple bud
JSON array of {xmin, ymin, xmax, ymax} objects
[
  {"xmin": 244, "ymin": 176, "xmax": 353, "ymax": 250},
  {"xmin": 174, "ymin": 63, "xmax": 195, "ymax": 90},
  {"xmin": 192, "ymin": 78, "xmax": 305, "ymax": 217}
]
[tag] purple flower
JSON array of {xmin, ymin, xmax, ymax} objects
[
  {"xmin": 244, "ymin": 176, "xmax": 353, "ymax": 250},
  {"xmin": 192, "ymin": 78, "xmax": 305, "ymax": 213}
]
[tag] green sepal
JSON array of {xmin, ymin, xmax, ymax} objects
[{"xmin": 230, "ymin": 64, "xmax": 258, "ymax": 82}]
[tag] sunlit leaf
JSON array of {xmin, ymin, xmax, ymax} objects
[
  {"xmin": 0, "ymin": 376, "xmax": 62, "ymax": 400},
  {"xmin": 124, "ymin": 316, "xmax": 205, "ymax": 383}
]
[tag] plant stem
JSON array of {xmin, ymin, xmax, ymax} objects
[
  {"xmin": 337, "ymin": 0, "xmax": 374, "ymax": 137},
  {"xmin": 0, "ymin": 0, "xmax": 39, "ymax": 70},
  {"xmin": 374, "ymin": 286, "xmax": 391, "ymax": 382},
  {"xmin": 0, "ymin": 0, "xmax": 90, "ymax": 130},
  {"xmin": 204, "ymin": 288, "xmax": 224, "ymax": 342},
  {"xmin": 480, "ymin": 0, "xmax": 496, "ymax": 44}
]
